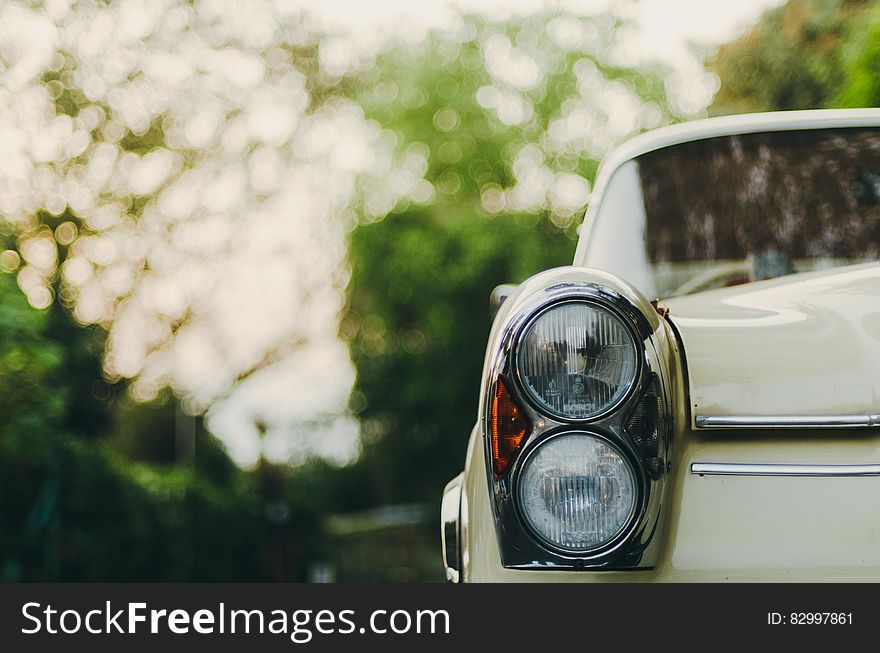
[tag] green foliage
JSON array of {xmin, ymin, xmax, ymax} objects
[
  {"xmin": 837, "ymin": 4, "xmax": 880, "ymax": 106},
  {"xmin": 710, "ymin": 0, "xmax": 874, "ymax": 114},
  {"xmin": 358, "ymin": 16, "xmax": 672, "ymax": 224},
  {"xmin": 0, "ymin": 431, "xmax": 264, "ymax": 581},
  {"xmin": 0, "ymin": 273, "xmax": 308, "ymax": 581},
  {"xmin": 0, "ymin": 274, "xmax": 66, "ymax": 440}
]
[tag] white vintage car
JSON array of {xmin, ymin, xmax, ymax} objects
[{"xmin": 441, "ymin": 109, "xmax": 880, "ymax": 582}]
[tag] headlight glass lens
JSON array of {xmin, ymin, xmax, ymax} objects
[
  {"xmin": 517, "ymin": 301, "xmax": 638, "ymax": 419},
  {"xmin": 518, "ymin": 433, "xmax": 636, "ymax": 552}
]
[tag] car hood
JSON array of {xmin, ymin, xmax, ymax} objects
[{"xmin": 664, "ymin": 262, "xmax": 880, "ymax": 428}]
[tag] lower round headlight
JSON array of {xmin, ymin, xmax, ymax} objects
[{"xmin": 517, "ymin": 433, "xmax": 637, "ymax": 553}]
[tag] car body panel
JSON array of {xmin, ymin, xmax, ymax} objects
[{"xmin": 664, "ymin": 262, "xmax": 880, "ymax": 428}]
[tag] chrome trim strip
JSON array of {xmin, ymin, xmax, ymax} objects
[
  {"xmin": 691, "ymin": 462, "xmax": 880, "ymax": 477},
  {"xmin": 695, "ymin": 414, "xmax": 880, "ymax": 429}
]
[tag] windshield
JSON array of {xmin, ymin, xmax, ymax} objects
[{"xmin": 582, "ymin": 127, "xmax": 880, "ymax": 298}]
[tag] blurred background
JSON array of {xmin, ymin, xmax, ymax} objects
[{"xmin": 0, "ymin": 0, "xmax": 876, "ymax": 582}]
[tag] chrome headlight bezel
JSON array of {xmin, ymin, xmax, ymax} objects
[
  {"xmin": 481, "ymin": 274, "xmax": 674, "ymax": 571},
  {"xmin": 513, "ymin": 298, "xmax": 642, "ymax": 422}
]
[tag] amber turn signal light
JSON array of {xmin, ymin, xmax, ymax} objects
[{"xmin": 490, "ymin": 376, "xmax": 530, "ymax": 478}]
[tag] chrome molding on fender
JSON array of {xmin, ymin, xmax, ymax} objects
[
  {"xmin": 695, "ymin": 414, "xmax": 880, "ymax": 429},
  {"xmin": 691, "ymin": 462, "xmax": 880, "ymax": 477}
]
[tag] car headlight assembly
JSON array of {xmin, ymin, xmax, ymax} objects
[
  {"xmin": 516, "ymin": 301, "xmax": 639, "ymax": 421},
  {"xmin": 517, "ymin": 432, "xmax": 638, "ymax": 553},
  {"xmin": 483, "ymin": 273, "xmax": 675, "ymax": 571}
]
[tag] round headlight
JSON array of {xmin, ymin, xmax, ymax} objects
[
  {"xmin": 517, "ymin": 301, "xmax": 638, "ymax": 420},
  {"xmin": 517, "ymin": 433, "xmax": 637, "ymax": 552}
]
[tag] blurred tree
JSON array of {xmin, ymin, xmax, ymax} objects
[
  {"xmin": 1, "ymin": 0, "xmax": 406, "ymax": 465},
  {"xmin": 710, "ymin": 0, "xmax": 874, "ymax": 114}
]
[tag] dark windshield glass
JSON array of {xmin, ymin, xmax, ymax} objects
[{"xmin": 601, "ymin": 128, "xmax": 880, "ymax": 297}]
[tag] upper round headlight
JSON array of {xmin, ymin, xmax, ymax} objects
[
  {"xmin": 517, "ymin": 432, "xmax": 637, "ymax": 552},
  {"xmin": 516, "ymin": 301, "xmax": 639, "ymax": 420}
]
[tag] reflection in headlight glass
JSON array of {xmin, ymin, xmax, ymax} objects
[
  {"xmin": 518, "ymin": 433, "xmax": 636, "ymax": 552},
  {"xmin": 517, "ymin": 302, "xmax": 638, "ymax": 419}
]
